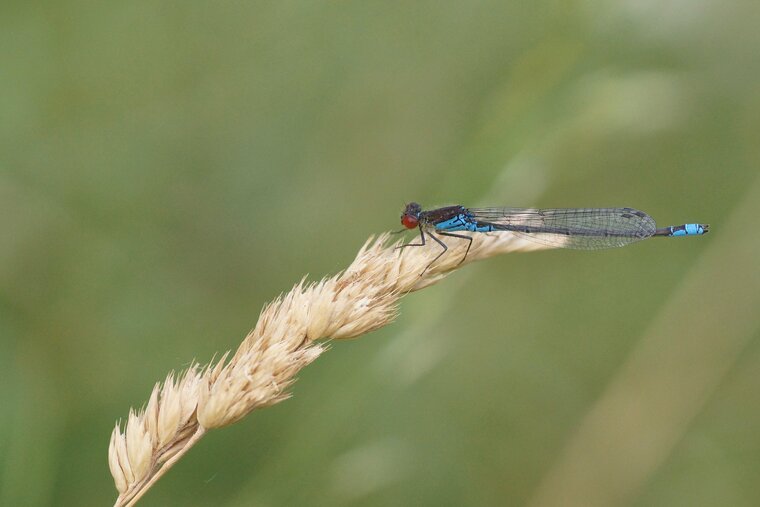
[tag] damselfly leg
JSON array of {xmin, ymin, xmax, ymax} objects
[
  {"xmin": 397, "ymin": 226, "xmax": 474, "ymax": 275},
  {"xmin": 437, "ymin": 231, "xmax": 473, "ymax": 265}
]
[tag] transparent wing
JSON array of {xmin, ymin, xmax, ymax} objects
[{"xmin": 467, "ymin": 207, "xmax": 657, "ymax": 250}]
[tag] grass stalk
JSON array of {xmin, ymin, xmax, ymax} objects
[{"xmin": 109, "ymin": 231, "xmax": 545, "ymax": 505}]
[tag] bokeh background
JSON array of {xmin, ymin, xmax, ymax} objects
[{"xmin": 2, "ymin": 1, "xmax": 760, "ymax": 506}]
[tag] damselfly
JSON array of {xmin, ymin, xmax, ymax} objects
[{"xmin": 398, "ymin": 202, "xmax": 708, "ymax": 272}]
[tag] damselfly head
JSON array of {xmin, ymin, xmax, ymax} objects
[{"xmin": 401, "ymin": 202, "xmax": 422, "ymax": 229}]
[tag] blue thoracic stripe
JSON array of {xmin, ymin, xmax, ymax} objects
[
  {"xmin": 434, "ymin": 214, "xmax": 493, "ymax": 233},
  {"xmin": 432, "ymin": 214, "xmax": 466, "ymax": 231}
]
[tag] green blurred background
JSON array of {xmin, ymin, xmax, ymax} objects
[{"xmin": 2, "ymin": 1, "xmax": 760, "ymax": 506}]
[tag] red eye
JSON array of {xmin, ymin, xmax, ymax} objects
[{"xmin": 401, "ymin": 214, "xmax": 418, "ymax": 229}]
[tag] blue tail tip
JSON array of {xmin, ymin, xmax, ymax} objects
[{"xmin": 679, "ymin": 223, "xmax": 709, "ymax": 236}]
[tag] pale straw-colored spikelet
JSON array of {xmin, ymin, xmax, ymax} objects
[{"xmin": 109, "ymin": 231, "xmax": 547, "ymax": 506}]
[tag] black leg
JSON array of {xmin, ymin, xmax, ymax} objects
[
  {"xmin": 396, "ymin": 225, "xmax": 426, "ymax": 249},
  {"xmin": 397, "ymin": 227, "xmax": 471, "ymax": 276},
  {"xmin": 438, "ymin": 231, "xmax": 473, "ymax": 265},
  {"xmin": 396, "ymin": 226, "xmax": 443, "ymax": 276},
  {"xmin": 427, "ymin": 232, "xmax": 448, "ymax": 261},
  {"xmin": 421, "ymin": 232, "xmax": 449, "ymax": 275}
]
